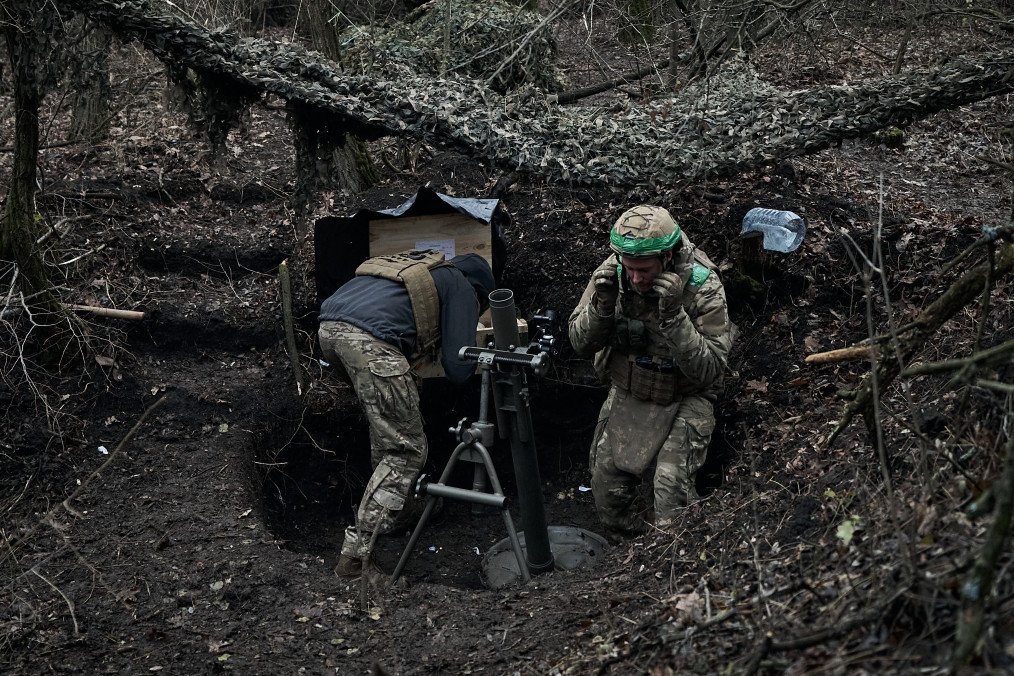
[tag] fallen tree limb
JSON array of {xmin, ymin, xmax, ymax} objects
[
  {"xmin": 740, "ymin": 607, "xmax": 885, "ymax": 674},
  {"xmin": 828, "ymin": 242, "xmax": 1014, "ymax": 447},
  {"xmin": 553, "ymin": 59, "xmax": 670, "ymax": 105},
  {"xmin": 68, "ymin": 304, "xmax": 145, "ymax": 320},
  {"xmin": 901, "ymin": 337, "xmax": 1014, "ymax": 377},
  {"xmin": 770, "ymin": 608, "xmax": 885, "ymax": 651},
  {"xmin": 976, "ymin": 379, "xmax": 1014, "ymax": 395},
  {"xmin": 3, "ymin": 303, "xmax": 144, "ymax": 320},
  {"xmin": 805, "ymin": 344, "xmax": 878, "ymax": 365}
]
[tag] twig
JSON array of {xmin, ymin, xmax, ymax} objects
[
  {"xmin": 827, "ymin": 241, "xmax": 1014, "ymax": 448},
  {"xmin": 483, "ymin": 0, "xmax": 575, "ymax": 88},
  {"xmin": 31, "ymin": 567, "xmax": 80, "ymax": 635},
  {"xmin": 840, "ymin": 219, "xmax": 892, "ymax": 491},
  {"xmin": 699, "ymin": 606, "xmax": 735, "ymax": 628},
  {"xmin": 58, "ymin": 396, "xmax": 167, "ymax": 518},
  {"xmin": 952, "ymin": 238, "xmax": 999, "ymax": 424},
  {"xmin": 1, "ymin": 71, "xmax": 164, "ymax": 153},
  {"xmin": 939, "ymin": 219, "xmax": 1013, "ymax": 277},
  {"xmin": 36, "ymin": 215, "xmax": 91, "ymax": 246},
  {"xmin": 953, "ymin": 409, "xmax": 1014, "ymax": 666},
  {"xmin": 58, "ymin": 244, "xmax": 107, "ymax": 266}
]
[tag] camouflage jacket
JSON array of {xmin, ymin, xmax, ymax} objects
[{"xmin": 568, "ymin": 237, "xmax": 734, "ymax": 399}]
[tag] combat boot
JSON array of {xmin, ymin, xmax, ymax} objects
[{"xmin": 334, "ymin": 554, "xmax": 363, "ymax": 578}]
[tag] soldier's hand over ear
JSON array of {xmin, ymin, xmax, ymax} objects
[
  {"xmin": 653, "ymin": 272, "xmax": 683, "ymax": 319},
  {"xmin": 592, "ymin": 268, "xmax": 619, "ymax": 315}
]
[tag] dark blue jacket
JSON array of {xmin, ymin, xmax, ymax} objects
[{"xmin": 319, "ymin": 254, "xmax": 495, "ymax": 384}]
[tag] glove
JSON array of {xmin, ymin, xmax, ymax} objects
[
  {"xmin": 592, "ymin": 267, "xmax": 619, "ymax": 315},
  {"xmin": 653, "ymin": 272, "xmax": 683, "ymax": 320}
]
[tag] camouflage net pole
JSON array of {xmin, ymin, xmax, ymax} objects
[{"xmin": 57, "ymin": 0, "xmax": 1014, "ymax": 189}]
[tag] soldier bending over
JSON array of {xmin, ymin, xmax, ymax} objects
[{"xmin": 318, "ymin": 250, "xmax": 494, "ymax": 577}]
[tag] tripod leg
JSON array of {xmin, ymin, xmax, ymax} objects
[
  {"xmin": 469, "ymin": 442, "xmax": 531, "ymax": 583},
  {"xmin": 390, "ymin": 441, "xmax": 471, "ymax": 584},
  {"xmin": 500, "ymin": 507, "xmax": 531, "ymax": 583},
  {"xmin": 390, "ymin": 494, "xmax": 439, "ymax": 585}
]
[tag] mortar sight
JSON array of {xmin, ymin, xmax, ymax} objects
[{"xmin": 527, "ymin": 309, "xmax": 558, "ymax": 355}]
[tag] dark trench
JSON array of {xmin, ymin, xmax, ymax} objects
[{"xmin": 251, "ymin": 375, "xmax": 739, "ymax": 587}]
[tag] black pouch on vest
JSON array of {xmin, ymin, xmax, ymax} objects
[{"xmin": 612, "ymin": 317, "xmax": 647, "ymax": 352}]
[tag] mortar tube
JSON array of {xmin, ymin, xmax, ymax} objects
[
  {"xmin": 488, "ymin": 289, "xmax": 520, "ymax": 350},
  {"xmin": 496, "ymin": 368, "xmax": 554, "ymax": 576}
]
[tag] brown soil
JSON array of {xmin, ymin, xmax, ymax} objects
[{"xmin": 3, "ymin": 11, "xmax": 1014, "ymax": 676}]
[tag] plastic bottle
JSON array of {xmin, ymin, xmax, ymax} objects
[{"xmin": 740, "ymin": 208, "xmax": 807, "ymax": 253}]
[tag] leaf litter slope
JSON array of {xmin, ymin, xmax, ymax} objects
[{"xmin": 1, "ymin": 18, "xmax": 1013, "ymax": 676}]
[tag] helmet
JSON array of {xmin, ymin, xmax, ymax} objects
[{"xmin": 609, "ymin": 205, "xmax": 682, "ymax": 258}]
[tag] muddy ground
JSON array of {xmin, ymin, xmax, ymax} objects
[{"xmin": 3, "ymin": 11, "xmax": 1014, "ymax": 676}]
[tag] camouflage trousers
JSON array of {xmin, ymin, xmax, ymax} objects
[
  {"xmin": 590, "ymin": 389, "xmax": 715, "ymax": 534},
  {"xmin": 318, "ymin": 321, "xmax": 428, "ymax": 560}
]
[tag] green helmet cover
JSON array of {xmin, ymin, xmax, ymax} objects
[{"xmin": 609, "ymin": 226, "xmax": 682, "ymax": 256}]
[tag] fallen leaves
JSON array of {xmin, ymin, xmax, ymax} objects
[{"xmin": 836, "ymin": 516, "xmax": 860, "ymax": 546}]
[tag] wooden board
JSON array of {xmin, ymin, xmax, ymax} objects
[{"xmin": 369, "ymin": 213, "xmax": 492, "ymax": 266}]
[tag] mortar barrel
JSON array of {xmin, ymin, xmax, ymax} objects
[{"xmin": 488, "ymin": 289, "xmax": 520, "ymax": 350}]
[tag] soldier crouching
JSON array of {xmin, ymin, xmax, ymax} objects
[{"xmin": 568, "ymin": 206, "xmax": 735, "ymax": 537}]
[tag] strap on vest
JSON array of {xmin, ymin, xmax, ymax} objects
[
  {"xmin": 683, "ymin": 248, "xmax": 716, "ymax": 301},
  {"xmin": 355, "ymin": 250, "xmax": 447, "ymax": 359}
]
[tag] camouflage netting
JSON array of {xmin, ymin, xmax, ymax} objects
[
  {"xmin": 673, "ymin": 54, "xmax": 779, "ymax": 109},
  {"xmin": 336, "ymin": 0, "xmax": 564, "ymax": 94},
  {"xmin": 58, "ymin": 0, "xmax": 1014, "ymax": 189}
]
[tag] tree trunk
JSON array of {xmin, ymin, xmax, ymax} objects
[
  {"xmin": 296, "ymin": 0, "xmax": 379, "ymax": 203},
  {"xmin": 0, "ymin": 34, "xmax": 6, "ymax": 95},
  {"xmin": 2, "ymin": 6, "xmax": 80, "ymax": 366},
  {"xmin": 620, "ymin": 0, "xmax": 656, "ymax": 45},
  {"xmin": 69, "ymin": 21, "xmax": 113, "ymax": 143},
  {"xmin": 302, "ymin": 0, "xmax": 343, "ymax": 59}
]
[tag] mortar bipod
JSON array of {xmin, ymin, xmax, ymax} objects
[{"xmin": 390, "ymin": 370, "xmax": 529, "ymax": 585}]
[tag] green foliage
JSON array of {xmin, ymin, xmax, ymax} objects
[
  {"xmin": 836, "ymin": 516, "xmax": 860, "ymax": 546},
  {"xmin": 872, "ymin": 125, "xmax": 906, "ymax": 148}
]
